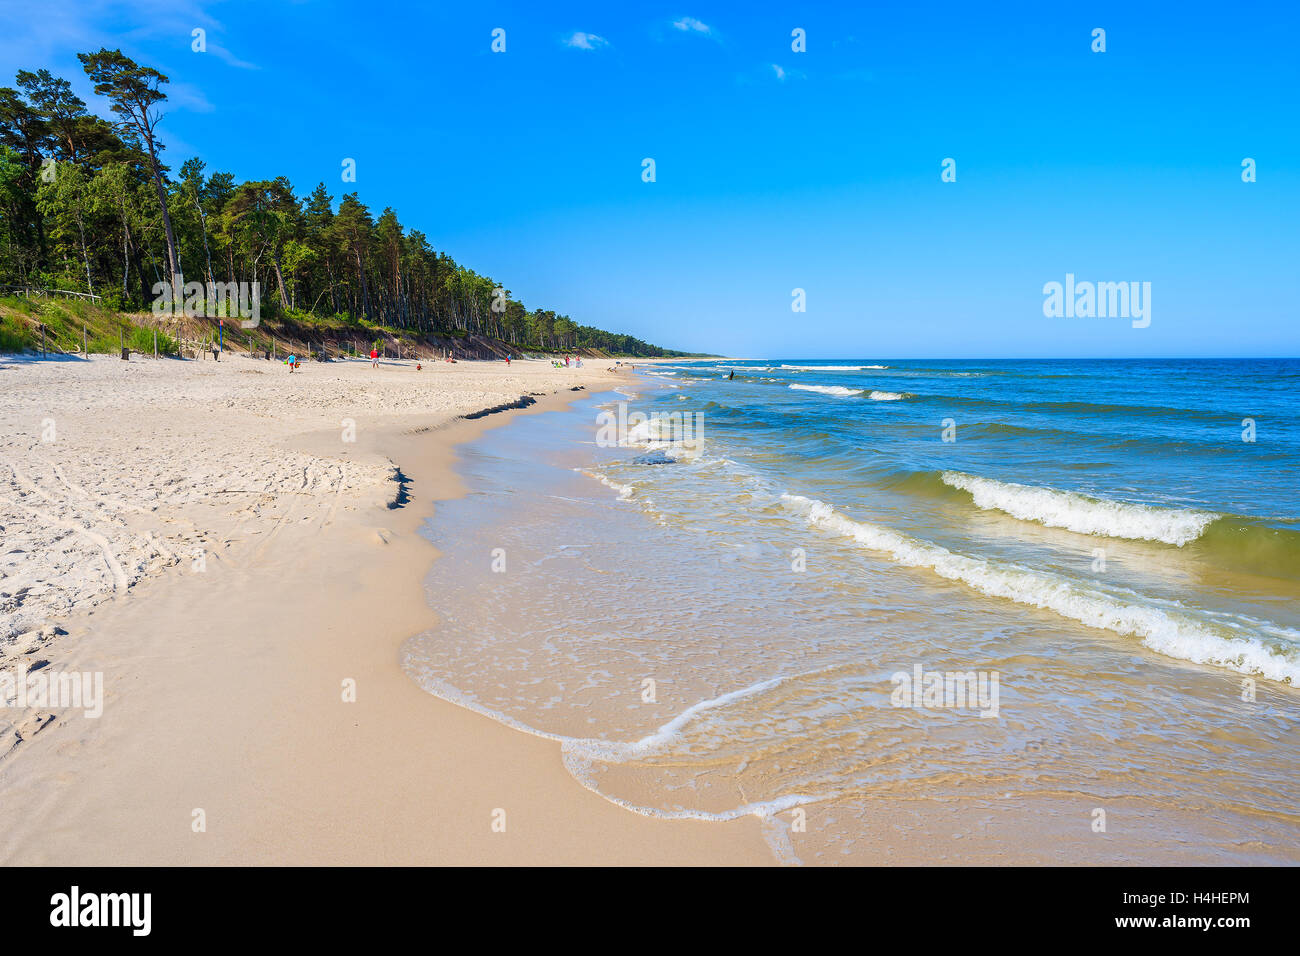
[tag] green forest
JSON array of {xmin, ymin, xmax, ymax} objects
[{"xmin": 0, "ymin": 49, "xmax": 691, "ymax": 357}]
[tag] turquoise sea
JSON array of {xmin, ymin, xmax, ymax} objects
[{"xmin": 402, "ymin": 359, "xmax": 1300, "ymax": 864}]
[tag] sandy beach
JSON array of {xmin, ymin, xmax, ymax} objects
[
  {"xmin": 0, "ymin": 352, "xmax": 770, "ymax": 865},
  {"xmin": 4, "ymin": 352, "xmax": 1296, "ymax": 867},
  {"xmin": 2, "ymin": 3, "xmax": 1295, "ymax": 922}
]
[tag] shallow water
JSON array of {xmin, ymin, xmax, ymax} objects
[{"xmin": 402, "ymin": 359, "xmax": 1300, "ymax": 864}]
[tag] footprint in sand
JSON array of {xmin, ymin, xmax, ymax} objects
[{"xmin": 9, "ymin": 711, "xmax": 56, "ymax": 747}]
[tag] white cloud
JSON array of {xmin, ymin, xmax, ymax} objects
[
  {"xmin": 166, "ymin": 81, "xmax": 215, "ymax": 113},
  {"xmin": 0, "ymin": 0, "xmax": 258, "ymax": 73},
  {"xmin": 771, "ymin": 64, "xmax": 786, "ymax": 81},
  {"xmin": 769, "ymin": 63, "xmax": 805, "ymax": 82},
  {"xmin": 206, "ymin": 42, "xmax": 258, "ymax": 70},
  {"xmin": 562, "ymin": 31, "xmax": 609, "ymax": 51},
  {"xmin": 671, "ymin": 17, "xmax": 712, "ymax": 36}
]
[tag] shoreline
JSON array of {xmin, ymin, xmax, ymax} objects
[
  {"xmin": 6, "ymin": 355, "xmax": 1293, "ymax": 865},
  {"xmin": 404, "ymin": 363, "xmax": 1300, "ymax": 866},
  {"xmin": 0, "ymin": 357, "xmax": 772, "ymax": 865}
]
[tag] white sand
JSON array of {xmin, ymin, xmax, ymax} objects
[
  {"xmin": 0, "ymin": 351, "xmax": 770, "ymax": 864},
  {"xmin": 0, "ymin": 353, "xmax": 611, "ymax": 651}
]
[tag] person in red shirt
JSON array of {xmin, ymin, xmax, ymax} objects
[{"xmin": 370, "ymin": 347, "xmax": 379, "ymax": 369}]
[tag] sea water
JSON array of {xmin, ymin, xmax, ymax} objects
[{"xmin": 401, "ymin": 359, "xmax": 1300, "ymax": 864}]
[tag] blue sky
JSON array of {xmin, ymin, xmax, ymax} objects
[{"xmin": 2, "ymin": 0, "xmax": 1296, "ymax": 357}]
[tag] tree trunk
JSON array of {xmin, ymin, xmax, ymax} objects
[
  {"xmin": 75, "ymin": 212, "xmax": 94, "ymax": 295},
  {"xmin": 354, "ymin": 248, "xmax": 369, "ymax": 321},
  {"xmin": 141, "ymin": 130, "xmax": 183, "ymax": 302},
  {"xmin": 192, "ymin": 192, "xmax": 214, "ymax": 288},
  {"xmin": 272, "ymin": 250, "xmax": 289, "ymax": 309}
]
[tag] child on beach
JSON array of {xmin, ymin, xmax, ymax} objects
[{"xmin": 370, "ymin": 347, "xmax": 379, "ymax": 368}]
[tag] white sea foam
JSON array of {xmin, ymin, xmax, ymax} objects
[
  {"xmin": 559, "ymin": 672, "xmax": 844, "ymax": 826},
  {"xmin": 402, "ymin": 651, "xmax": 829, "ymax": 823},
  {"xmin": 572, "ymin": 675, "xmax": 788, "ymax": 762},
  {"xmin": 780, "ymin": 364, "xmax": 887, "ymax": 371},
  {"xmin": 787, "ymin": 384, "xmax": 906, "ymax": 400},
  {"xmin": 576, "ymin": 468, "xmax": 635, "ymax": 500},
  {"xmin": 623, "ymin": 420, "xmax": 662, "ymax": 443},
  {"xmin": 789, "ymin": 383, "xmax": 864, "ymax": 397},
  {"xmin": 940, "ymin": 471, "xmax": 1217, "ymax": 546},
  {"xmin": 781, "ymin": 493, "xmax": 1300, "ymax": 684},
  {"xmin": 623, "ymin": 417, "xmax": 699, "ymax": 454}
]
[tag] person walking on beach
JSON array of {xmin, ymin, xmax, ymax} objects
[{"xmin": 370, "ymin": 347, "xmax": 379, "ymax": 369}]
